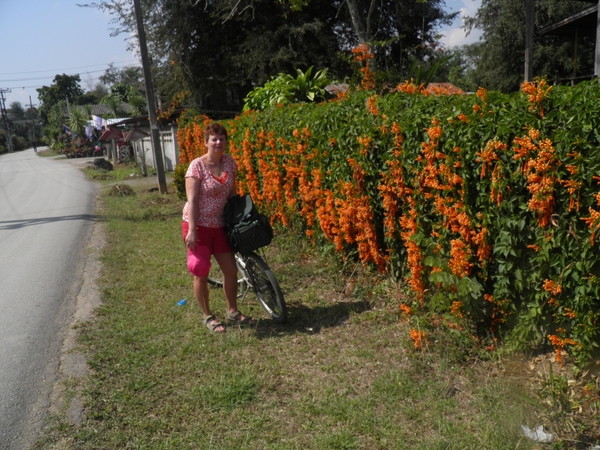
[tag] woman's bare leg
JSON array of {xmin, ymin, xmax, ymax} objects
[
  {"xmin": 213, "ymin": 252, "xmax": 240, "ymax": 315},
  {"xmin": 194, "ymin": 274, "xmax": 225, "ymax": 332}
]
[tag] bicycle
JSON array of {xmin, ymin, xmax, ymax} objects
[{"xmin": 207, "ymin": 250, "xmax": 287, "ymax": 323}]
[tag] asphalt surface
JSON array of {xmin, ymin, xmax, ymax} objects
[{"xmin": 0, "ymin": 148, "xmax": 97, "ymax": 449}]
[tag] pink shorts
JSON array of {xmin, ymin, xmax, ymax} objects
[{"xmin": 182, "ymin": 221, "xmax": 233, "ymax": 277}]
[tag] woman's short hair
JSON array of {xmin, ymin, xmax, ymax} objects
[{"xmin": 204, "ymin": 123, "xmax": 228, "ymax": 142}]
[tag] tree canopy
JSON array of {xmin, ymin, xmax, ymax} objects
[
  {"xmin": 36, "ymin": 74, "xmax": 85, "ymax": 124},
  {"xmin": 82, "ymin": 0, "xmax": 457, "ymax": 111}
]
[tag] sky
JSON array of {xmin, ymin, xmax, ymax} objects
[
  {"xmin": 0, "ymin": 0, "xmax": 482, "ymax": 109},
  {"xmin": 441, "ymin": 0, "xmax": 483, "ymax": 48}
]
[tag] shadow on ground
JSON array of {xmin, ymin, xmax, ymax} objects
[{"xmin": 254, "ymin": 299, "xmax": 371, "ymax": 339}]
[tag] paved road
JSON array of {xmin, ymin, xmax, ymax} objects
[{"xmin": 0, "ymin": 148, "xmax": 97, "ymax": 449}]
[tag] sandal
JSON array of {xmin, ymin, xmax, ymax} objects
[
  {"xmin": 226, "ymin": 310, "xmax": 255, "ymax": 326},
  {"xmin": 203, "ymin": 315, "xmax": 226, "ymax": 334}
]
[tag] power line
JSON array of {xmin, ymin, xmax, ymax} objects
[
  {"xmin": 0, "ymin": 69, "xmax": 108, "ymax": 83},
  {"xmin": 0, "ymin": 65, "xmax": 141, "ymax": 83},
  {"xmin": 0, "ymin": 60, "xmax": 139, "ymax": 76},
  {"xmin": 7, "ymin": 73, "xmax": 116, "ymax": 92}
]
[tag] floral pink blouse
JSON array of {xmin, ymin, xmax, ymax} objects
[{"xmin": 182, "ymin": 154, "xmax": 237, "ymax": 228}]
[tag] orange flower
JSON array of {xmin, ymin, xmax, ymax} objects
[
  {"xmin": 366, "ymin": 95, "xmax": 379, "ymax": 116},
  {"xmin": 528, "ymin": 128, "xmax": 540, "ymax": 141},
  {"xmin": 449, "ymin": 239, "xmax": 473, "ymax": 277},
  {"xmin": 397, "ymin": 80, "xmax": 425, "ymax": 95},
  {"xmin": 400, "ymin": 303, "xmax": 413, "ymax": 316},
  {"xmin": 357, "ymin": 135, "xmax": 373, "ymax": 157},
  {"xmin": 542, "ymin": 279, "xmax": 562, "ymax": 295},
  {"xmin": 352, "ymin": 44, "xmax": 375, "ymax": 90},
  {"xmin": 581, "ymin": 207, "xmax": 600, "ymax": 244},
  {"xmin": 548, "ymin": 334, "xmax": 579, "ymax": 367},
  {"xmin": 513, "ymin": 133, "xmax": 557, "ymax": 227},
  {"xmin": 409, "ymin": 329, "xmax": 428, "ymax": 349},
  {"xmin": 476, "ymin": 87, "xmax": 487, "ymax": 102},
  {"xmin": 450, "ymin": 301, "xmax": 464, "ymax": 318},
  {"xmin": 521, "ymin": 78, "xmax": 552, "ymax": 117},
  {"xmin": 476, "ymin": 139, "xmax": 505, "ymax": 178}
]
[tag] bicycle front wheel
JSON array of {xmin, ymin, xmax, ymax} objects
[{"xmin": 244, "ymin": 252, "xmax": 287, "ymax": 323}]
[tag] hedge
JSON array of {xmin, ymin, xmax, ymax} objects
[{"xmin": 175, "ymin": 75, "xmax": 600, "ymax": 366}]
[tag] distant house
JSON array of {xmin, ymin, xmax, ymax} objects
[
  {"xmin": 537, "ymin": 0, "xmax": 599, "ymax": 84},
  {"xmin": 107, "ymin": 109, "xmax": 183, "ymax": 171}
]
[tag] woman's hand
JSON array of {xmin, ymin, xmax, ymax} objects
[{"xmin": 185, "ymin": 228, "xmax": 197, "ymax": 251}]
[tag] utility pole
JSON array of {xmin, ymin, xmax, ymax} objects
[
  {"xmin": 524, "ymin": 0, "xmax": 535, "ymax": 82},
  {"xmin": 133, "ymin": 0, "xmax": 167, "ymax": 194},
  {"xmin": 29, "ymin": 95, "xmax": 37, "ymax": 152},
  {"xmin": 0, "ymin": 88, "xmax": 14, "ymax": 153}
]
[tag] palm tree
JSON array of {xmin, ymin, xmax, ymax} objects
[
  {"xmin": 103, "ymin": 97, "xmax": 124, "ymax": 119},
  {"xmin": 68, "ymin": 108, "xmax": 87, "ymax": 136}
]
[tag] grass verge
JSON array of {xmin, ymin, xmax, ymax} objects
[{"xmin": 34, "ymin": 165, "xmax": 599, "ymax": 449}]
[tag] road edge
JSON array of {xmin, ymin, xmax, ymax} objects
[{"xmin": 44, "ymin": 202, "xmax": 105, "ymax": 439}]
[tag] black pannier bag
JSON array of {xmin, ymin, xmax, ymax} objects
[{"xmin": 223, "ymin": 194, "xmax": 273, "ymax": 254}]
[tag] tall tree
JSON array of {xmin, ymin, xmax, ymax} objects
[
  {"xmin": 83, "ymin": 0, "xmax": 343, "ymax": 111},
  {"xmin": 83, "ymin": 0, "xmax": 457, "ymax": 109},
  {"xmin": 37, "ymin": 74, "xmax": 85, "ymax": 124},
  {"xmin": 464, "ymin": 0, "xmax": 595, "ymax": 92},
  {"xmin": 333, "ymin": 0, "xmax": 458, "ymax": 80},
  {"xmin": 8, "ymin": 102, "xmax": 26, "ymax": 121}
]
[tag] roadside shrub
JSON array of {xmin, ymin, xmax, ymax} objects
[{"xmin": 172, "ymin": 162, "xmax": 189, "ymax": 200}]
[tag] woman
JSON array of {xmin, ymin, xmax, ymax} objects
[{"xmin": 182, "ymin": 123, "xmax": 252, "ymax": 333}]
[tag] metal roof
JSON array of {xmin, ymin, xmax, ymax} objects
[{"xmin": 538, "ymin": 4, "xmax": 598, "ymax": 37}]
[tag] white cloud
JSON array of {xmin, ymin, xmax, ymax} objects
[{"xmin": 439, "ymin": 0, "xmax": 483, "ymax": 48}]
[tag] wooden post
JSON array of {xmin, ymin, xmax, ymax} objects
[
  {"xmin": 524, "ymin": 0, "xmax": 535, "ymax": 82},
  {"xmin": 133, "ymin": 0, "xmax": 167, "ymax": 194},
  {"xmin": 110, "ymin": 138, "xmax": 116, "ymax": 162}
]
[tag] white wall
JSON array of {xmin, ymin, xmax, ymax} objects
[{"xmin": 137, "ymin": 127, "xmax": 179, "ymax": 171}]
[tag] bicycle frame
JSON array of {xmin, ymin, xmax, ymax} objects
[{"xmin": 233, "ymin": 254, "xmax": 253, "ymax": 302}]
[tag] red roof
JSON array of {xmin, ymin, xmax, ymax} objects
[
  {"xmin": 98, "ymin": 127, "xmax": 124, "ymax": 141},
  {"xmin": 425, "ymin": 83, "xmax": 466, "ymax": 95}
]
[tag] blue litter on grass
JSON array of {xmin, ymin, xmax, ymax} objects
[{"xmin": 177, "ymin": 299, "xmax": 187, "ymax": 306}]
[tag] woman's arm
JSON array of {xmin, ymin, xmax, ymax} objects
[{"xmin": 185, "ymin": 176, "xmax": 200, "ymax": 250}]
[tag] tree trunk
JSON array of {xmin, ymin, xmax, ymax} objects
[
  {"xmin": 345, "ymin": 0, "xmax": 377, "ymax": 69},
  {"xmin": 345, "ymin": 0, "xmax": 368, "ymax": 43}
]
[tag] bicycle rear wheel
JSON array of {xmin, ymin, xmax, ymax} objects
[
  {"xmin": 207, "ymin": 260, "xmax": 225, "ymax": 288},
  {"xmin": 244, "ymin": 252, "xmax": 287, "ymax": 323}
]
